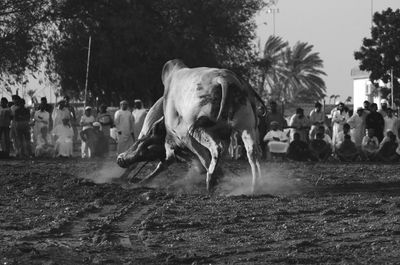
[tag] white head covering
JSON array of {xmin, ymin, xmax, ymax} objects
[{"xmin": 380, "ymin": 99, "xmax": 389, "ymax": 105}]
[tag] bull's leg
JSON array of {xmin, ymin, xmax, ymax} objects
[
  {"xmin": 240, "ymin": 129, "xmax": 262, "ymax": 194},
  {"xmin": 189, "ymin": 128, "xmax": 223, "ymax": 192}
]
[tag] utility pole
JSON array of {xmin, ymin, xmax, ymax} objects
[
  {"xmin": 371, "ymin": 0, "xmax": 374, "ymax": 28},
  {"xmin": 391, "ymin": 67, "xmax": 394, "ymax": 108},
  {"xmin": 266, "ymin": 0, "xmax": 279, "ymax": 36},
  {"xmin": 266, "ymin": 8, "xmax": 279, "ymax": 35},
  {"xmin": 84, "ymin": 36, "xmax": 92, "ymax": 108}
]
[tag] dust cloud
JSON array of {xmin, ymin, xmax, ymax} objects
[
  {"xmin": 217, "ymin": 165, "xmax": 308, "ymax": 196},
  {"xmin": 82, "ymin": 161, "xmax": 126, "ymax": 184},
  {"xmin": 79, "ymin": 159, "xmax": 309, "ymax": 196},
  {"xmin": 150, "ymin": 160, "xmax": 205, "ymax": 194},
  {"xmin": 149, "ymin": 161, "xmax": 309, "ymax": 196}
]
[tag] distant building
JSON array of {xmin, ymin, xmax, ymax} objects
[{"xmin": 351, "ymin": 66, "xmax": 383, "ymax": 109}]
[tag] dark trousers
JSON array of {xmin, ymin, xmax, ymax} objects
[
  {"xmin": 0, "ymin": 126, "xmax": 10, "ymax": 155},
  {"xmin": 16, "ymin": 127, "xmax": 31, "ymax": 157}
]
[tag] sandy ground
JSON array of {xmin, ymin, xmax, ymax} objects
[{"xmin": 1, "ymin": 157, "xmax": 400, "ymax": 264}]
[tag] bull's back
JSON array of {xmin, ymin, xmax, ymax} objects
[{"xmin": 163, "ymin": 67, "xmax": 231, "ymax": 126}]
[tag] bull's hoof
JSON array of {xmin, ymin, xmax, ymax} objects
[{"xmin": 206, "ymin": 176, "xmax": 218, "ymax": 194}]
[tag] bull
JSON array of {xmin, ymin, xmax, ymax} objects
[{"xmin": 117, "ymin": 59, "xmax": 263, "ymax": 193}]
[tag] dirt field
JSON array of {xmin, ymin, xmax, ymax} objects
[{"xmin": 1, "ymin": 158, "xmax": 400, "ymax": 264}]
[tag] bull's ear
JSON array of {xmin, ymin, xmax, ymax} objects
[{"xmin": 161, "ymin": 59, "xmax": 187, "ymax": 87}]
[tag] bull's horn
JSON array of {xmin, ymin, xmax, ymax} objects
[
  {"xmin": 138, "ymin": 97, "xmax": 164, "ymax": 139},
  {"xmin": 215, "ymin": 76, "xmax": 227, "ymax": 121}
]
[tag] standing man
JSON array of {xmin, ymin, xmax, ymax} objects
[
  {"xmin": 383, "ymin": 108, "xmax": 396, "ymax": 134},
  {"xmin": 52, "ymin": 100, "xmax": 71, "ymax": 128},
  {"xmin": 289, "ymin": 108, "xmax": 310, "ymax": 142},
  {"xmin": 0, "ymin": 98, "xmax": 11, "ymax": 157},
  {"xmin": 64, "ymin": 96, "xmax": 77, "ymax": 141},
  {"xmin": 347, "ymin": 107, "xmax": 365, "ymax": 148},
  {"xmin": 10, "ymin": 95, "xmax": 21, "ymax": 155},
  {"xmin": 114, "ymin": 100, "xmax": 135, "ymax": 154},
  {"xmin": 14, "ymin": 99, "xmax": 31, "ymax": 157},
  {"xmin": 132, "ymin": 99, "xmax": 147, "ymax": 141},
  {"xmin": 366, "ymin": 103, "xmax": 385, "ymax": 142},
  {"xmin": 363, "ymin": 100, "xmax": 371, "ymax": 113},
  {"xmin": 40, "ymin": 97, "xmax": 53, "ymax": 130},
  {"xmin": 378, "ymin": 99, "xmax": 389, "ymax": 118},
  {"xmin": 309, "ymin": 102, "xmax": 326, "ymax": 139},
  {"xmin": 265, "ymin": 101, "xmax": 287, "ymax": 131},
  {"xmin": 331, "ymin": 102, "xmax": 349, "ymax": 149},
  {"xmin": 96, "ymin": 104, "xmax": 113, "ymax": 154},
  {"xmin": 80, "ymin": 106, "xmax": 95, "ymax": 158},
  {"xmin": 32, "ymin": 103, "xmax": 50, "ymax": 145}
]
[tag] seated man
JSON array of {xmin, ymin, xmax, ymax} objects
[
  {"xmin": 52, "ymin": 118, "xmax": 74, "ymax": 158},
  {"xmin": 334, "ymin": 123, "xmax": 352, "ymax": 151},
  {"xmin": 336, "ymin": 134, "xmax": 359, "ymax": 162},
  {"xmin": 80, "ymin": 122, "xmax": 108, "ymax": 158},
  {"xmin": 379, "ymin": 129, "xmax": 398, "ymax": 148},
  {"xmin": 309, "ymin": 132, "xmax": 332, "ymax": 161},
  {"xmin": 312, "ymin": 125, "xmax": 332, "ymax": 145},
  {"xmin": 376, "ymin": 131, "xmax": 399, "ymax": 162},
  {"xmin": 287, "ymin": 132, "xmax": 311, "ymax": 161},
  {"xmin": 263, "ymin": 121, "xmax": 289, "ymax": 159},
  {"xmin": 35, "ymin": 126, "xmax": 54, "ymax": 158},
  {"xmin": 361, "ymin": 128, "xmax": 379, "ymax": 161}
]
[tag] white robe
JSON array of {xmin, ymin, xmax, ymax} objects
[
  {"xmin": 289, "ymin": 114, "xmax": 309, "ymax": 142},
  {"xmin": 114, "ymin": 109, "xmax": 135, "ymax": 154},
  {"xmin": 33, "ymin": 110, "xmax": 50, "ymax": 143},
  {"xmin": 347, "ymin": 114, "xmax": 364, "ymax": 147},
  {"xmin": 132, "ymin": 108, "xmax": 147, "ymax": 141},
  {"xmin": 52, "ymin": 108, "xmax": 71, "ymax": 128},
  {"xmin": 35, "ymin": 134, "xmax": 54, "ymax": 157},
  {"xmin": 331, "ymin": 110, "xmax": 349, "ymax": 148},
  {"xmin": 309, "ymin": 109, "xmax": 325, "ymax": 139},
  {"xmin": 264, "ymin": 130, "xmax": 289, "ymax": 153},
  {"xmin": 80, "ymin": 115, "xmax": 95, "ymax": 158},
  {"xmin": 52, "ymin": 124, "xmax": 74, "ymax": 157},
  {"xmin": 384, "ymin": 116, "xmax": 396, "ymax": 135}
]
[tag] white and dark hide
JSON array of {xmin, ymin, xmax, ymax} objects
[{"xmin": 117, "ymin": 59, "xmax": 263, "ymax": 193}]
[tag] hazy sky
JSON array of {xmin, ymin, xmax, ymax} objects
[{"xmin": 255, "ymin": 0, "xmax": 400, "ymax": 102}]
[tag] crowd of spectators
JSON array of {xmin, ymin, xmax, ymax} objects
[
  {"xmin": 1, "ymin": 94, "xmax": 399, "ymax": 164},
  {"xmin": 0, "ymin": 95, "xmax": 147, "ymax": 159},
  {"xmin": 255, "ymin": 99, "xmax": 400, "ymax": 162}
]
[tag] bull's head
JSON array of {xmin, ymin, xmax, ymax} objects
[{"xmin": 117, "ymin": 118, "xmax": 166, "ymax": 168}]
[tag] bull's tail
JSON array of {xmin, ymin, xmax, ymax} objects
[{"xmin": 215, "ymin": 76, "xmax": 228, "ymax": 121}]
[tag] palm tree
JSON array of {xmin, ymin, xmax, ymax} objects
[
  {"xmin": 345, "ymin": 96, "xmax": 352, "ymax": 104},
  {"xmin": 280, "ymin": 42, "xmax": 327, "ymax": 102},
  {"xmin": 258, "ymin": 39, "xmax": 326, "ymax": 102},
  {"xmin": 27, "ymin": 89, "xmax": 38, "ymax": 105},
  {"xmin": 329, "ymin": 94, "xmax": 335, "ymax": 104},
  {"xmin": 256, "ymin": 35, "xmax": 288, "ymax": 98}
]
